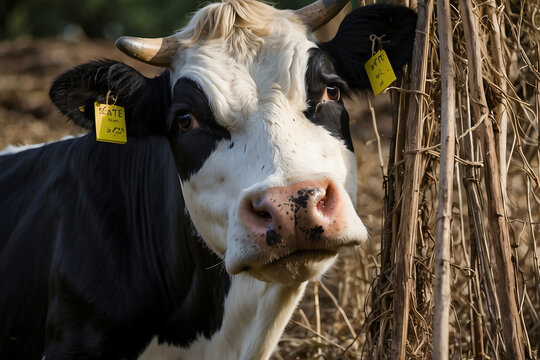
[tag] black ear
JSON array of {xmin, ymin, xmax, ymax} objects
[
  {"xmin": 49, "ymin": 60, "xmax": 171, "ymax": 135},
  {"xmin": 49, "ymin": 60, "xmax": 145, "ymax": 129},
  {"xmin": 319, "ymin": 4, "xmax": 417, "ymax": 91}
]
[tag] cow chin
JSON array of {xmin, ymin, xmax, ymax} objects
[
  {"xmin": 246, "ymin": 250, "xmax": 339, "ymax": 284},
  {"xmin": 224, "ymin": 231, "xmax": 365, "ymax": 284}
]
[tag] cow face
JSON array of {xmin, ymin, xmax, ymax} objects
[
  {"xmin": 168, "ymin": 45, "xmax": 363, "ymax": 283},
  {"xmin": 161, "ymin": 7, "xmax": 363, "ymax": 284}
]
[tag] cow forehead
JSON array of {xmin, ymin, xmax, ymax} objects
[{"xmin": 169, "ymin": 4, "xmax": 315, "ymax": 128}]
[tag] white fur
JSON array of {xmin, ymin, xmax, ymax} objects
[
  {"xmin": 0, "ymin": 135, "xmax": 82, "ymax": 156},
  {"xmin": 138, "ymin": 275, "xmax": 307, "ymax": 360}
]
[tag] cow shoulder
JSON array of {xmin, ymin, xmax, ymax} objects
[
  {"xmin": 319, "ymin": 4, "xmax": 417, "ymax": 90},
  {"xmin": 49, "ymin": 60, "xmax": 171, "ymax": 135}
]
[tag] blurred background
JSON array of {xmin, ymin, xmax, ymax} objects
[{"xmin": 0, "ymin": 0, "xmax": 352, "ymax": 40}]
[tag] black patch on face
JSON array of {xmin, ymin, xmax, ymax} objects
[
  {"xmin": 308, "ymin": 225, "xmax": 324, "ymax": 242},
  {"xmin": 266, "ymin": 229, "xmax": 282, "ymax": 246},
  {"xmin": 167, "ymin": 78, "xmax": 231, "ymax": 181},
  {"xmin": 287, "ymin": 188, "xmax": 326, "ymax": 242},
  {"xmin": 304, "ymin": 48, "xmax": 354, "ymax": 152},
  {"xmin": 290, "ymin": 188, "xmax": 316, "ymax": 209},
  {"xmin": 288, "ymin": 188, "xmax": 318, "ymax": 226}
]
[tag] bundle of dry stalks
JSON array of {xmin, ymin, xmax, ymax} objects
[{"xmin": 364, "ymin": 0, "xmax": 540, "ymax": 359}]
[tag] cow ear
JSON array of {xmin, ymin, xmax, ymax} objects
[
  {"xmin": 318, "ymin": 4, "xmax": 417, "ymax": 91},
  {"xmin": 49, "ymin": 60, "xmax": 146, "ymax": 130}
]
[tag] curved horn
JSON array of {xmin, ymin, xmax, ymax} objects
[
  {"xmin": 294, "ymin": 0, "xmax": 350, "ymax": 31},
  {"xmin": 115, "ymin": 35, "xmax": 179, "ymax": 67}
]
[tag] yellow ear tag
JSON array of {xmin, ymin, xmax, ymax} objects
[
  {"xmin": 364, "ymin": 49, "xmax": 397, "ymax": 96},
  {"xmin": 94, "ymin": 102, "xmax": 127, "ymax": 144}
]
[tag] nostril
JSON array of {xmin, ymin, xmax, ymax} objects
[
  {"xmin": 239, "ymin": 196, "xmax": 275, "ymax": 237},
  {"xmin": 316, "ymin": 181, "xmax": 337, "ymax": 216},
  {"xmin": 248, "ymin": 197, "xmax": 273, "ymax": 224},
  {"xmin": 258, "ymin": 211, "xmax": 272, "ymax": 220}
]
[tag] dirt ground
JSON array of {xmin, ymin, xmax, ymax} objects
[{"xmin": 0, "ymin": 38, "xmax": 391, "ymax": 359}]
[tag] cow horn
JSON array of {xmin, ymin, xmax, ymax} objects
[
  {"xmin": 115, "ymin": 35, "xmax": 179, "ymax": 67},
  {"xmin": 294, "ymin": 0, "xmax": 349, "ymax": 31}
]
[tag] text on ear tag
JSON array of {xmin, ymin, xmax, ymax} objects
[
  {"xmin": 94, "ymin": 102, "xmax": 127, "ymax": 144},
  {"xmin": 364, "ymin": 49, "xmax": 396, "ymax": 96}
]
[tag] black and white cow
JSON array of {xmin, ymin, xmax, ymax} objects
[{"xmin": 0, "ymin": 0, "xmax": 416, "ymax": 359}]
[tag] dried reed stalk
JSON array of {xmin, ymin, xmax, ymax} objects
[
  {"xmin": 314, "ymin": 281, "xmax": 322, "ymax": 357},
  {"xmin": 457, "ymin": 68, "xmax": 500, "ymax": 360},
  {"xmin": 484, "ymin": 0, "xmax": 509, "ymax": 201},
  {"xmin": 453, "ymin": 8, "xmax": 497, "ymax": 356},
  {"xmin": 391, "ymin": 0, "xmax": 434, "ymax": 359},
  {"xmin": 433, "ymin": 0, "xmax": 455, "ymax": 358},
  {"xmin": 458, "ymin": 0, "xmax": 526, "ymax": 358}
]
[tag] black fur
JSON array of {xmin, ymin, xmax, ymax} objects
[
  {"xmin": 319, "ymin": 4, "xmax": 417, "ymax": 90},
  {"xmin": 304, "ymin": 48, "xmax": 353, "ymax": 152},
  {"xmin": 167, "ymin": 78, "xmax": 231, "ymax": 181},
  {"xmin": 49, "ymin": 61, "xmax": 171, "ymax": 136}
]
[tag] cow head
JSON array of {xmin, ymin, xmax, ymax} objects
[{"xmin": 50, "ymin": 0, "xmax": 416, "ymax": 284}]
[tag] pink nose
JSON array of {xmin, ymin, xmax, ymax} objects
[{"xmin": 239, "ymin": 179, "xmax": 344, "ymax": 248}]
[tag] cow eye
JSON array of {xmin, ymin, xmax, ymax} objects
[
  {"xmin": 176, "ymin": 113, "xmax": 199, "ymax": 132},
  {"xmin": 323, "ymin": 85, "xmax": 341, "ymax": 102}
]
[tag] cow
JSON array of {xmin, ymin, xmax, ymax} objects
[{"xmin": 0, "ymin": 0, "xmax": 416, "ymax": 359}]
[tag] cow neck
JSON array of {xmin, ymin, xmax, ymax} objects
[{"xmin": 139, "ymin": 274, "xmax": 307, "ymax": 360}]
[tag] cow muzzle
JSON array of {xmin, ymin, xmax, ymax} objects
[{"xmin": 227, "ymin": 178, "xmax": 367, "ymax": 283}]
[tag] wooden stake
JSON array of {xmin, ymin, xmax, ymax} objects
[
  {"xmin": 391, "ymin": 0, "xmax": 434, "ymax": 359},
  {"xmin": 433, "ymin": 0, "xmax": 456, "ymax": 358},
  {"xmin": 485, "ymin": 0, "xmax": 509, "ymax": 204}
]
